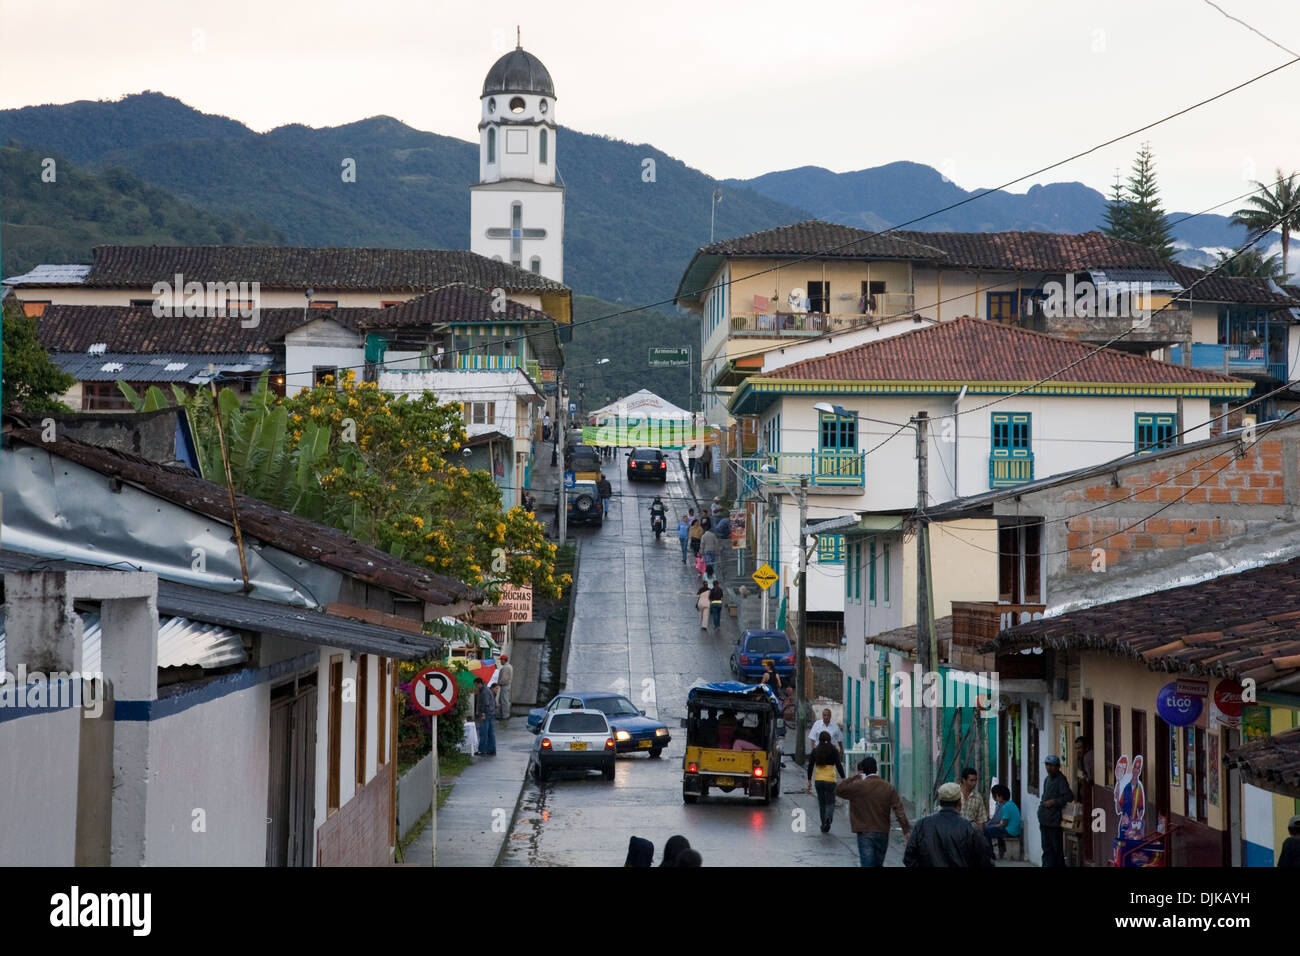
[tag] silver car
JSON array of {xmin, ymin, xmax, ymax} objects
[{"xmin": 531, "ymin": 709, "xmax": 616, "ymax": 782}]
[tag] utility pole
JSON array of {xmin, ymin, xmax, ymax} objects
[
  {"xmin": 914, "ymin": 410, "xmax": 935, "ymax": 813},
  {"xmin": 794, "ymin": 476, "xmax": 809, "ymax": 766}
]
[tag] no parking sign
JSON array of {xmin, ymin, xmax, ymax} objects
[{"xmin": 411, "ymin": 666, "xmax": 458, "ymax": 717}]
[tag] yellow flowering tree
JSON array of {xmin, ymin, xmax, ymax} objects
[{"xmin": 204, "ymin": 372, "xmax": 565, "ymax": 599}]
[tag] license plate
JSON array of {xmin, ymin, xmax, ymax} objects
[
  {"xmin": 715, "ymin": 776, "xmax": 735, "ymax": 787},
  {"xmin": 638, "ymin": 740, "xmax": 652, "ymax": 749},
  {"xmin": 570, "ymin": 741, "xmax": 587, "ymax": 751}
]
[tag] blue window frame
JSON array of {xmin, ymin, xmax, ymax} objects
[
  {"xmin": 990, "ymin": 412, "xmax": 1033, "ymax": 487},
  {"xmin": 882, "ymin": 540, "xmax": 891, "ymax": 605},
  {"xmin": 1135, "ymin": 413, "xmax": 1177, "ymax": 454},
  {"xmin": 987, "ymin": 291, "xmax": 1017, "ymax": 320},
  {"xmin": 845, "ymin": 540, "xmax": 861, "ymax": 602},
  {"xmin": 819, "ymin": 412, "xmax": 857, "ymax": 451},
  {"xmin": 818, "ymin": 533, "xmax": 845, "ymax": 564},
  {"xmin": 868, "ymin": 537, "xmax": 877, "ymax": 605}
]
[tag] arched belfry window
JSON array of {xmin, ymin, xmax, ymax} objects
[
  {"xmin": 487, "ymin": 128, "xmax": 496, "ymax": 164},
  {"xmin": 530, "ymin": 256, "xmax": 541, "ymax": 273}
]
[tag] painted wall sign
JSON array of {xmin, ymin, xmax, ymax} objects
[
  {"xmin": 1175, "ymin": 678, "xmax": 1209, "ymax": 698},
  {"xmin": 1156, "ymin": 682, "xmax": 1202, "ymax": 727}
]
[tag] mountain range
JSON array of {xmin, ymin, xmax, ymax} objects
[{"xmin": 2, "ymin": 92, "xmax": 1281, "ymax": 308}]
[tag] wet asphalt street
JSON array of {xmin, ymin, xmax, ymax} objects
[{"xmin": 503, "ymin": 454, "xmax": 903, "ymax": 867}]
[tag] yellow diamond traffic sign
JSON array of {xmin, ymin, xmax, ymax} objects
[{"xmin": 752, "ymin": 563, "xmax": 778, "ymax": 590}]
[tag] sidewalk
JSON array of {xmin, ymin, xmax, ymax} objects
[{"xmin": 404, "ymin": 721, "xmax": 536, "ymax": 866}]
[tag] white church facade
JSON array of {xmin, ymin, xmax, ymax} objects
[{"xmin": 470, "ymin": 44, "xmax": 565, "ymax": 284}]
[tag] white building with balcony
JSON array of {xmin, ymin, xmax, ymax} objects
[{"xmin": 728, "ymin": 317, "xmax": 1250, "ymax": 649}]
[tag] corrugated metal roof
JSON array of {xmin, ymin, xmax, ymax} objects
[
  {"xmin": 0, "ymin": 551, "xmax": 450, "ymax": 662},
  {"xmin": 1089, "ymin": 268, "xmax": 1186, "ymax": 293},
  {"xmin": 54, "ymin": 352, "xmax": 273, "ymax": 383},
  {"xmin": 0, "ymin": 611, "xmax": 247, "ymax": 673},
  {"xmin": 3, "ymin": 263, "xmax": 92, "ymax": 286}
]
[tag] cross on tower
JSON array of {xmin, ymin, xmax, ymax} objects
[{"xmin": 486, "ymin": 203, "xmax": 547, "ymax": 269}]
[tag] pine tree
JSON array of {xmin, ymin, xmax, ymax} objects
[
  {"xmin": 1121, "ymin": 144, "xmax": 1176, "ymax": 259},
  {"xmin": 1101, "ymin": 171, "xmax": 1130, "ymax": 239}
]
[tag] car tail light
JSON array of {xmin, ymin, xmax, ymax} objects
[
  {"xmin": 541, "ymin": 738, "xmax": 552, "ymax": 749},
  {"xmin": 605, "ymin": 738, "xmax": 616, "ymax": 751},
  {"xmin": 687, "ymin": 762, "xmax": 698, "ymax": 773},
  {"xmin": 753, "ymin": 765, "xmax": 764, "ymax": 778},
  {"xmin": 740, "ymin": 654, "xmax": 750, "ymax": 665},
  {"xmin": 660, "ymin": 461, "xmax": 666, "ymax": 468}
]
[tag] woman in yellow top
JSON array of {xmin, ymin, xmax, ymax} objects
[{"xmin": 807, "ymin": 731, "xmax": 847, "ymax": 833}]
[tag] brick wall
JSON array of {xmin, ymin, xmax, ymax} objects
[
  {"xmin": 315, "ymin": 763, "xmax": 393, "ymax": 867},
  {"xmin": 1057, "ymin": 437, "xmax": 1292, "ymax": 574}
]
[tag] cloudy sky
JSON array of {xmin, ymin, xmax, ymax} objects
[{"xmin": 3, "ymin": 0, "xmax": 1297, "ymax": 212}]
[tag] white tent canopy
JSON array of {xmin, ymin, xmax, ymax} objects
[{"xmin": 590, "ymin": 389, "xmax": 691, "ymax": 425}]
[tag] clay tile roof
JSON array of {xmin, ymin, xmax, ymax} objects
[
  {"xmin": 1225, "ymin": 727, "xmax": 1300, "ymax": 795},
  {"xmin": 758, "ymin": 316, "xmax": 1247, "ymax": 387},
  {"xmin": 699, "ymin": 220, "xmax": 941, "ymax": 260},
  {"xmin": 357, "ymin": 283, "xmax": 553, "ymax": 329},
  {"xmin": 36, "ymin": 304, "xmax": 369, "ymax": 354},
  {"xmin": 6, "ymin": 427, "xmax": 478, "ymax": 608},
  {"xmin": 889, "ymin": 230, "xmax": 1170, "ymax": 271},
  {"xmin": 83, "ymin": 245, "xmax": 568, "ymax": 293},
  {"xmin": 695, "ymin": 221, "xmax": 1169, "ymax": 271},
  {"xmin": 1164, "ymin": 262, "xmax": 1298, "ymax": 306},
  {"xmin": 987, "ymin": 554, "xmax": 1300, "ymax": 691}
]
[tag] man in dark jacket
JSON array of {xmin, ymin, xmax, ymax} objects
[
  {"xmin": 1038, "ymin": 754, "xmax": 1073, "ymax": 867},
  {"xmin": 903, "ymin": 782, "xmax": 995, "ymax": 868}
]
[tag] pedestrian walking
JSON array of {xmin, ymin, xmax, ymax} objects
[
  {"xmin": 836, "ymin": 756, "xmax": 910, "ymax": 866},
  {"xmin": 689, "ymin": 514, "xmax": 704, "ymax": 558},
  {"xmin": 710, "ymin": 496, "xmax": 724, "ymax": 523},
  {"xmin": 660, "ymin": 835, "xmax": 692, "ymax": 867},
  {"xmin": 903, "ymin": 782, "xmax": 995, "ymax": 868},
  {"xmin": 473, "ymin": 677, "xmax": 497, "ymax": 756},
  {"xmin": 959, "ymin": 767, "xmax": 988, "ymax": 828},
  {"xmin": 677, "ymin": 514, "xmax": 690, "ymax": 563},
  {"xmin": 758, "ymin": 662, "xmax": 783, "ymax": 698},
  {"xmin": 806, "ymin": 731, "xmax": 846, "ymax": 832},
  {"xmin": 700, "ymin": 444, "xmax": 713, "ymax": 480},
  {"xmin": 496, "ymin": 653, "xmax": 513, "ymax": 726},
  {"xmin": 696, "ymin": 582, "xmax": 711, "ymax": 629},
  {"xmin": 596, "ymin": 474, "xmax": 613, "ymax": 513},
  {"xmin": 701, "ymin": 526, "xmax": 719, "ymax": 574},
  {"xmin": 687, "ymin": 446, "xmax": 698, "ymax": 477},
  {"xmin": 808, "ymin": 707, "xmax": 845, "ymax": 762},
  {"xmin": 1038, "ymin": 754, "xmax": 1073, "ymax": 867},
  {"xmin": 709, "ymin": 580, "xmax": 724, "ymax": 630},
  {"xmin": 542, "ymin": 412, "xmax": 552, "ymax": 442}
]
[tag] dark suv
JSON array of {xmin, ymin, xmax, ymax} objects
[
  {"xmin": 729, "ymin": 629, "xmax": 795, "ymax": 682},
  {"xmin": 626, "ymin": 447, "xmax": 667, "ymax": 482}
]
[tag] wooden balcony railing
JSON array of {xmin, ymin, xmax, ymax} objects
[{"xmin": 951, "ymin": 601, "xmax": 1046, "ymax": 648}]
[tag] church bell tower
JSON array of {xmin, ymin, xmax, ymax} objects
[{"xmin": 470, "ymin": 37, "xmax": 564, "ymax": 283}]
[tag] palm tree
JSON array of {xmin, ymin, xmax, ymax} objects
[
  {"xmin": 1231, "ymin": 169, "xmax": 1299, "ymax": 281},
  {"xmin": 1214, "ymin": 247, "xmax": 1283, "ymax": 280}
]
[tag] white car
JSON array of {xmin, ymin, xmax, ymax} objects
[{"xmin": 532, "ymin": 709, "xmax": 616, "ymax": 782}]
